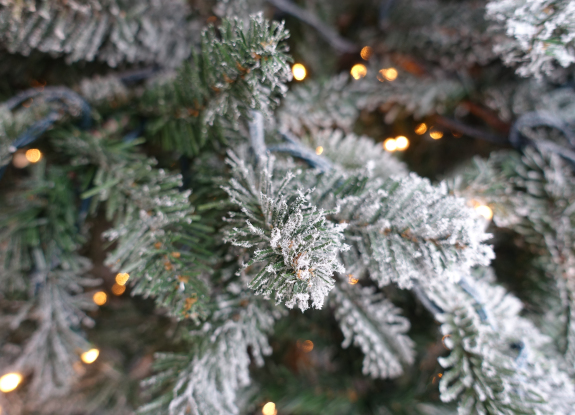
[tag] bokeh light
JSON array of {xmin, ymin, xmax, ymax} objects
[
  {"xmin": 92, "ymin": 291, "xmax": 107, "ymax": 306},
  {"xmin": 315, "ymin": 146, "xmax": 324, "ymax": 155},
  {"xmin": 383, "ymin": 138, "xmax": 397, "ymax": 152},
  {"xmin": 12, "ymin": 152, "xmax": 29, "ymax": 168},
  {"xmin": 115, "ymin": 272, "xmax": 130, "ymax": 286},
  {"xmin": 262, "ymin": 402, "xmax": 277, "ymax": 415},
  {"xmin": 25, "ymin": 149, "xmax": 42, "ymax": 163},
  {"xmin": 111, "ymin": 283, "xmax": 126, "ymax": 296},
  {"xmin": 350, "ymin": 64, "xmax": 367, "ymax": 80},
  {"xmin": 415, "ymin": 123, "xmax": 427, "ymax": 135},
  {"xmin": 378, "ymin": 68, "xmax": 398, "ymax": 82},
  {"xmin": 360, "ymin": 46, "xmax": 373, "ymax": 60},
  {"xmin": 300, "ymin": 340, "xmax": 314, "ymax": 353},
  {"xmin": 475, "ymin": 205, "xmax": 493, "ymax": 221},
  {"xmin": 395, "ymin": 136, "xmax": 409, "ymax": 150},
  {"xmin": 430, "ymin": 130, "xmax": 443, "ymax": 140},
  {"xmin": 0, "ymin": 373, "xmax": 22, "ymax": 393},
  {"xmin": 292, "ymin": 63, "xmax": 307, "ymax": 81},
  {"xmin": 81, "ymin": 349, "xmax": 99, "ymax": 364}
]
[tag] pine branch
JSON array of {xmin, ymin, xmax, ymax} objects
[
  {"xmin": 0, "ymin": 0, "xmax": 195, "ymax": 67},
  {"xmin": 302, "ymin": 169, "xmax": 494, "ymax": 288},
  {"xmin": 330, "ymin": 283, "xmax": 415, "ymax": 379},
  {"xmin": 453, "ymin": 145, "xmax": 575, "ymax": 368},
  {"xmin": 424, "ymin": 274, "xmax": 575, "ymax": 414},
  {"xmin": 383, "ymin": 0, "xmax": 497, "ymax": 71},
  {"xmin": 51, "ymin": 129, "xmax": 213, "ymax": 321},
  {"xmin": 0, "ymin": 168, "xmax": 99, "ymax": 401},
  {"xmin": 223, "ymin": 153, "xmax": 348, "ymax": 311},
  {"xmin": 141, "ymin": 13, "xmax": 292, "ymax": 157},
  {"xmin": 139, "ymin": 297, "xmax": 277, "ymax": 415},
  {"xmin": 487, "ymin": 0, "xmax": 575, "ymax": 78}
]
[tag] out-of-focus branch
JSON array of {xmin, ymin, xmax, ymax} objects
[{"xmin": 267, "ymin": 0, "xmax": 359, "ymax": 54}]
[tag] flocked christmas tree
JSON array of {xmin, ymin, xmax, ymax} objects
[{"xmin": 1, "ymin": 0, "xmax": 575, "ymax": 414}]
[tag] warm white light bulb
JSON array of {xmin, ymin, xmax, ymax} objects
[
  {"xmin": 383, "ymin": 138, "xmax": 397, "ymax": 152},
  {"xmin": 262, "ymin": 402, "xmax": 277, "ymax": 415},
  {"xmin": 292, "ymin": 64, "xmax": 307, "ymax": 81},
  {"xmin": 350, "ymin": 64, "xmax": 367, "ymax": 80},
  {"xmin": 395, "ymin": 136, "xmax": 409, "ymax": 151},
  {"xmin": 0, "ymin": 373, "xmax": 22, "ymax": 393},
  {"xmin": 115, "ymin": 272, "xmax": 130, "ymax": 286},
  {"xmin": 81, "ymin": 348, "xmax": 100, "ymax": 364},
  {"xmin": 475, "ymin": 205, "xmax": 493, "ymax": 221}
]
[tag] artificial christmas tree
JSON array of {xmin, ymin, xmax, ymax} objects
[{"xmin": 1, "ymin": 1, "xmax": 575, "ymax": 414}]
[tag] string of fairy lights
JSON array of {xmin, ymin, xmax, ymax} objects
[{"xmin": 290, "ymin": 46, "xmax": 453, "ymax": 158}]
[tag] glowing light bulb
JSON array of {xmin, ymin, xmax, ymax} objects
[
  {"xmin": 292, "ymin": 64, "xmax": 307, "ymax": 81},
  {"xmin": 0, "ymin": 373, "xmax": 22, "ymax": 393},
  {"xmin": 378, "ymin": 68, "xmax": 398, "ymax": 82},
  {"xmin": 262, "ymin": 402, "xmax": 277, "ymax": 415},
  {"xmin": 348, "ymin": 274, "xmax": 359, "ymax": 285},
  {"xmin": 315, "ymin": 146, "xmax": 324, "ymax": 155},
  {"xmin": 383, "ymin": 138, "xmax": 397, "ymax": 152},
  {"xmin": 360, "ymin": 46, "xmax": 373, "ymax": 60},
  {"xmin": 81, "ymin": 349, "xmax": 99, "ymax": 364},
  {"xmin": 300, "ymin": 340, "xmax": 314, "ymax": 353},
  {"xmin": 385, "ymin": 68, "xmax": 398, "ymax": 81},
  {"xmin": 430, "ymin": 130, "xmax": 443, "ymax": 140},
  {"xmin": 115, "ymin": 272, "xmax": 130, "ymax": 286},
  {"xmin": 350, "ymin": 64, "xmax": 367, "ymax": 80},
  {"xmin": 92, "ymin": 291, "xmax": 107, "ymax": 306},
  {"xmin": 111, "ymin": 283, "xmax": 126, "ymax": 296},
  {"xmin": 475, "ymin": 205, "xmax": 493, "ymax": 221},
  {"xmin": 395, "ymin": 136, "xmax": 409, "ymax": 151},
  {"xmin": 12, "ymin": 152, "xmax": 29, "ymax": 168},
  {"xmin": 415, "ymin": 123, "xmax": 427, "ymax": 135},
  {"xmin": 25, "ymin": 149, "xmax": 41, "ymax": 163}
]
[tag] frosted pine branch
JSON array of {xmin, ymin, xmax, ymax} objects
[
  {"xmin": 452, "ymin": 146, "xmax": 575, "ymax": 366},
  {"xmin": 424, "ymin": 274, "xmax": 575, "ymax": 414},
  {"xmin": 303, "ymin": 170, "xmax": 494, "ymax": 288},
  {"xmin": 278, "ymin": 72, "xmax": 464, "ymax": 136},
  {"xmin": 0, "ymin": 0, "xmax": 195, "ymax": 67},
  {"xmin": 223, "ymin": 153, "xmax": 348, "ymax": 311},
  {"xmin": 51, "ymin": 130, "xmax": 211, "ymax": 320},
  {"xmin": 11, "ymin": 254, "xmax": 98, "ymax": 401},
  {"xmin": 140, "ymin": 13, "xmax": 292, "ymax": 157},
  {"xmin": 0, "ymin": 168, "xmax": 101, "ymax": 400},
  {"xmin": 487, "ymin": 0, "xmax": 575, "ymax": 78},
  {"xmin": 330, "ymin": 283, "xmax": 415, "ymax": 379},
  {"xmin": 139, "ymin": 299, "xmax": 275, "ymax": 415}
]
